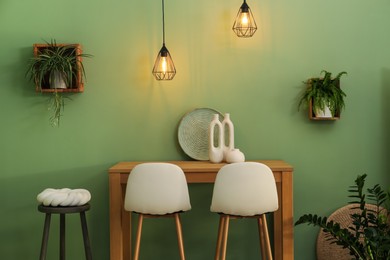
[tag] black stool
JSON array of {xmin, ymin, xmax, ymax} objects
[{"xmin": 38, "ymin": 203, "xmax": 92, "ymax": 260}]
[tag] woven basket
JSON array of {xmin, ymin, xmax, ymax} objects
[
  {"xmin": 316, "ymin": 203, "xmax": 378, "ymax": 260},
  {"xmin": 178, "ymin": 108, "xmax": 223, "ymax": 161}
]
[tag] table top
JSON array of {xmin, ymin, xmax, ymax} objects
[{"xmin": 109, "ymin": 160, "xmax": 293, "ymax": 174}]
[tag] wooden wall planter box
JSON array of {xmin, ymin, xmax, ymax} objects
[
  {"xmin": 33, "ymin": 43, "xmax": 84, "ymax": 93},
  {"xmin": 307, "ymin": 79, "xmax": 341, "ymax": 121}
]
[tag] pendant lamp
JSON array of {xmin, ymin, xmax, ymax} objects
[
  {"xmin": 152, "ymin": 0, "xmax": 176, "ymax": 80},
  {"xmin": 232, "ymin": 0, "xmax": 257, "ymax": 38}
]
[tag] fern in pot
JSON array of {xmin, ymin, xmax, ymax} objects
[
  {"xmin": 298, "ymin": 70, "xmax": 347, "ymax": 118},
  {"xmin": 26, "ymin": 39, "xmax": 91, "ymax": 126}
]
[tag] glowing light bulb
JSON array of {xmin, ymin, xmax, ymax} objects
[
  {"xmin": 161, "ymin": 57, "xmax": 167, "ymax": 73},
  {"xmin": 241, "ymin": 12, "xmax": 249, "ymax": 25}
]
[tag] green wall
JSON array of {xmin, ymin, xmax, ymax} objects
[{"xmin": 1, "ymin": 0, "xmax": 390, "ymax": 259}]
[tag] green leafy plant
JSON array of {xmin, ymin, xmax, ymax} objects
[
  {"xmin": 47, "ymin": 91, "xmax": 70, "ymax": 127},
  {"xmin": 298, "ymin": 70, "xmax": 347, "ymax": 117},
  {"xmin": 27, "ymin": 39, "xmax": 91, "ymax": 89},
  {"xmin": 26, "ymin": 39, "xmax": 92, "ymax": 127},
  {"xmin": 295, "ymin": 174, "xmax": 390, "ymax": 260}
]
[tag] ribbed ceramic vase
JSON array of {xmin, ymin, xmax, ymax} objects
[{"xmin": 209, "ymin": 114, "xmax": 224, "ymax": 163}]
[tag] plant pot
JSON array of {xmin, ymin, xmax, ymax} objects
[
  {"xmin": 314, "ymin": 105, "xmax": 332, "ymax": 118},
  {"xmin": 51, "ymin": 71, "xmax": 67, "ymax": 89},
  {"xmin": 309, "ymin": 99, "xmax": 340, "ymax": 120}
]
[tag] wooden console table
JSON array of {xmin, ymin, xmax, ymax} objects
[{"xmin": 108, "ymin": 160, "xmax": 294, "ymax": 260}]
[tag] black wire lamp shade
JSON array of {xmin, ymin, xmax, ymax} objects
[
  {"xmin": 232, "ymin": 0, "xmax": 257, "ymax": 38},
  {"xmin": 152, "ymin": 0, "xmax": 176, "ymax": 80},
  {"xmin": 152, "ymin": 44, "xmax": 176, "ymax": 80}
]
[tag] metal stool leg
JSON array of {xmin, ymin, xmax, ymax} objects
[
  {"xmin": 80, "ymin": 211, "xmax": 93, "ymax": 260},
  {"xmin": 60, "ymin": 214, "xmax": 65, "ymax": 260},
  {"xmin": 40, "ymin": 213, "xmax": 52, "ymax": 260}
]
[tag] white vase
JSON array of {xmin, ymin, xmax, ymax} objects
[
  {"xmin": 221, "ymin": 113, "xmax": 234, "ymax": 160},
  {"xmin": 315, "ymin": 105, "xmax": 332, "ymax": 118},
  {"xmin": 51, "ymin": 70, "xmax": 67, "ymax": 89},
  {"xmin": 209, "ymin": 114, "xmax": 224, "ymax": 163},
  {"xmin": 225, "ymin": 149, "xmax": 245, "ymax": 163}
]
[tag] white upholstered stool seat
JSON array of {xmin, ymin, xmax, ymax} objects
[
  {"xmin": 210, "ymin": 162, "xmax": 279, "ymax": 260},
  {"xmin": 124, "ymin": 162, "xmax": 191, "ymax": 260}
]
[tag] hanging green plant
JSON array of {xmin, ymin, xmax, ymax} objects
[
  {"xmin": 26, "ymin": 39, "xmax": 92, "ymax": 127},
  {"xmin": 47, "ymin": 91, "xmax": 71, "ymax": 127},
  {"xmin": 27, "ymin": 39, "xmax": 91, "ymax": 90}
]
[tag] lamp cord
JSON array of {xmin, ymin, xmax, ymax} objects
[{"xmin": 162, "ymin": 0, "xmax": 166, "ymax": 45}]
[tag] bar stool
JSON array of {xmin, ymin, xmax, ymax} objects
[
  {"xmin": 37, "ymin": 188, "xmax": 92, "ymax": 260},
  {"xmin": 124, "ymin": 162, "xmax": 192, "ymax": 260},
  {"xmin": 210, "ymin": 162, "xmax": 279, "ymax": 260},
  {"xmin": 38, "ymin": 203, "xmax": 92, "ymax": 260}
]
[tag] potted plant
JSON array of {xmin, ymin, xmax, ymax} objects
[
  {"xmin": 295, "ymin": 174, "xmax": 390, "ymax": 260},
  {"xmin": 298, "ymin": 70, "xmax": 347, "ymax": 119},
  {"xmin": 26, "ymin": 39, "xmax": 92, "ymax": 126}
]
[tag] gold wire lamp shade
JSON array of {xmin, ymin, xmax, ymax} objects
[
  {"xmin": 152, "ymin": 0, "xmax": 176, "ymax": 80},
  {"xmin": 232, "ymin": 0, "xmax": 257, "ymax": 38}
]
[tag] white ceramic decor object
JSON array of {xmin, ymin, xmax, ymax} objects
[
  {"xmin": 221, "ymin": 113, "xmax": 234, "ymax": 160},
  {"xmin": 52, "ymin": 71, "xmax": 67, "ymax": 89},
  {"xmin": 37, "ymin": 188, "xmax": 91, "ymax": 206},
  {"xmin": 209, "ymin": 114, "xmax": 224, "ymax": 163},
  {"xmin": 225, "ymin": 149, "xmax": 245, "ymax": 163},
  {"xmin": 315, "ymin": 104, "xmax": 332, "ymax": 118}
]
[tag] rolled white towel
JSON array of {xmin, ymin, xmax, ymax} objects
[
  {"xmin": 37, "ymin": 188, "xmax": 57, "ymax": 203},
  {"xmin": 37, "ymin": 188, "xmax": 91, "ymax": 206},
  {"xmin": 73, "ymin": 189, "xmax": 91, "ymax": 205}
]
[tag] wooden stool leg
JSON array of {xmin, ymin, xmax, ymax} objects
[
  {"xmin": 80, "ymin": 211, "xmax": 92, "ymax": 260},
  {"xmin": 258, "ymin": 216, "xmax": 267, "ymax": 260},
  {"xmin": 133, "ymin": 214, "xmax": 144, "ymax": 260},
  {"xmin": 221, "ymin": 215, "xmax": 230, "ymax": 260},
  {"xmin": 39, "ymin": 213, "xmax": 52, "ymax": 260},
  {"xmin": 261, "ymin": 214, "xmax": 273, "ymax": 260},
  {"xmin": 215, "ymin": 215, "xmax": 226, "ymax": 260},
  {"xmin": 60, "ymin": 214, "xmax": 65, "ymax": 260},
  {"xmin": 174, "ymin": 213, "xmax": 186, "ymax": 260}
]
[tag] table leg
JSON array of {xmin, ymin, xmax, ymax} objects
[
  {"xmin": 273, "ymin": 171, "xmax": 294, "ymax": 260},
  {"xmin": 109, "ymin": 173, "xmax": 124, "ymax": 260},
  {"xmin": 274, "ymin": 182, "xmax": 283, "ymax": 260},
  {"xmin": 282, "ymin": 171, "xmax": 294, "ymax": 259},
  {"xmin": 122, "ymin": 197, "xmax": 131, "ymax": 259}
]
